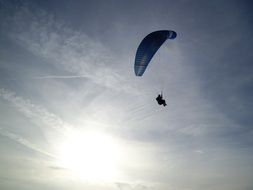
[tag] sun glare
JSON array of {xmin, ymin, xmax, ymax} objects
[{"xmin": 56, "ymin": 130, "xmax": 122, "ymax": 181}]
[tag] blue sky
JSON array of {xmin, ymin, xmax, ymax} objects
[{"xmin": 0, "ymin": 0, "xmax": 253, "ymax": 190}]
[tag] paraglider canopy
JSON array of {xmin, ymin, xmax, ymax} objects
[{"xmin": 134, "ymin": 30, "xmax": 177, "ymax": 76}]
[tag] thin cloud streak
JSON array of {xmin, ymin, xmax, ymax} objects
[
  {"xmin": 0, "ymin": 88, "xmax": 74, "ymax": 136},
  {"xmin": 0, "ymin": 127, "xmax": 54, "ymax": 159},
  {"xmin": 34, "ymin": 75, "xmax": 88, "ymax": 79}
]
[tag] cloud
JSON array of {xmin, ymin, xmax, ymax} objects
[
  {"xmin": 0, "ymin": 88, "xmax": 73, "ymax": 135},
  {"xmin": 34, "ymin": 75, "xmax": 89, "ymax": 79},
  {"xmin": 115, "ymin": 182, "xmax": 150, "ymax": 190},
  {"xmin": 0, "ymin": 4, "xmax": 134, "ymax": 93},
  {"xmin": 0, "ymin": 126, "xmax": 54, "ymax": 158}
]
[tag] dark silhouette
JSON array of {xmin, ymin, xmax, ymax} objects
[{"xmin": 156, "ymin": 93, "xmax": 167, "ymax": 106}]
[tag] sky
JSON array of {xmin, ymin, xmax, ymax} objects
[{"xmin": 0, "ymin": 0, "xmax": 253, "ymax": 190}]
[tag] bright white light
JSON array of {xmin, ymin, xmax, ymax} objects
[{"xmin": 56, "ymin": 130, "xmax": 122, "ymax": 181}]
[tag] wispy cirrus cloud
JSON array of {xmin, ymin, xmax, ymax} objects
[
  {"xmin": 0, "ymin": 126, "xmax": 54, "ymax": 158},
  {"xmin": 34, "ymin": 75, "xmax": 89, "ymax": 79},
  {"xmin": 115, "ymin": 182, "xmax": 150, "ymax": 190},
  {"xmin": 0, "ymin": 5, "xmax": 133, "ymax": 92},
  {"xmin": 0, "ymin": 88, "xmax": 73, "ymax": 135}
]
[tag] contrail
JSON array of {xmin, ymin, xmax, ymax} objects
[
  {"xmin": 0, "ymin": 88, "xmax": 74, "ymax": 136},
  {"xmin": 34, "ymin": 75, "xmax": 88, "ymax": 79},
  {"xmin": 0, "ymin": 127, "xmax": 55, "ymax": 159}
]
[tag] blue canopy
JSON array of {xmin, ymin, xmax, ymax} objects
[{"xmin": 134, "ymin": 30, "xmax": 177, "ymax": 76}]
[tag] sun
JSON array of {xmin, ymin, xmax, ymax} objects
[{"xmin": 56, "ymin": 130, "xmax": 122, "ymax": 181}]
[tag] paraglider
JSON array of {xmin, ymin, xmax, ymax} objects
[
  {"xmin": 134, "ymin": 30, "xmax": 177, "ymax": 106},
  {"xmin": 156, "ymin": 92, "xmax": 167, "ymax": 106}
]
